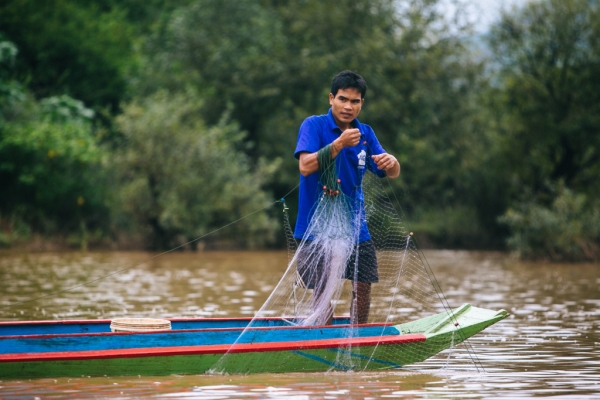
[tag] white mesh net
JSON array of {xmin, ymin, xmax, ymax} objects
[{"xmin": 209, "ymin": 149, "xmax": 483, "ymax": 374}]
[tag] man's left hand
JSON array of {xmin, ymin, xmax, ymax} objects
[{"xmin": 371, "ymin": 153, "xmax": 400, "ymax": 178}]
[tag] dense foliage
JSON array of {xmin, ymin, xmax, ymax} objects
[
  {"xmin": 0, "ymin": 39, "xmax": 109, "ymax": 248},
  {"xmin": 112, "ymin": 91, "xmax": 279, "ymax": 249},
  {"xmin": 488, "ymin": 0, "xmax": 600, "ymax": 260},
  {"xmin": 0, "ymin": 0, "xmax": 598, "ymax": 260}
]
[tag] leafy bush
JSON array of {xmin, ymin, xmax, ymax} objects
[
  {"xmin": 0, "ymin": 38, "xmax": 110, "ymax": 248},
  {"xmin": 113, "ymin": 91, "xmax": 280, "ymax": 249},
  {"xmin": 500, "ymin": 185, "xmax": 600, "ymax": 261},
  {"xmin": 0, "ymin": 97, "xmax": 109, "ymax": 244}
]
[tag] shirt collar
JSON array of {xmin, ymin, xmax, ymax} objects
[{"xmin": 327, "ymin": 108, "xmax": 360, "ymax": 133}]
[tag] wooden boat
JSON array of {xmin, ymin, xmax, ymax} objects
[{"xmin": 0, "ymin": 304, "xmax": 507, "ymax": 378}]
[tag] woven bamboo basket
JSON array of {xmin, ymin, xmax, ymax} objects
[{"xmin": 110, "ymin": 318, "xmax": 171, "ymax": 332}]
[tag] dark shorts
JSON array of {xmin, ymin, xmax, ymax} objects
[{"xmin": 296, "ymin": 239, "xmax": 379, "ymax": 289}]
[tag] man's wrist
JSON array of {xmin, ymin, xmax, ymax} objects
[{"xmin": 332, "ymin": 139, "xmax": 341, "ymax": 153}]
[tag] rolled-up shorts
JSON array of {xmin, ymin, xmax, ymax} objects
[{"xmin": 296, "ymin": 239, "xmax": 379, "ymax": 289}]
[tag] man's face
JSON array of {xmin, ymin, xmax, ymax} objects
[{"xmin": 329, "ymin": 88, "xmax": 364, "ymax": 130}]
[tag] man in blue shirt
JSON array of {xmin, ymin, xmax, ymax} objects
[{"xmin": 294, "ymin": 70, "xmax": 400, "ymax": 324}]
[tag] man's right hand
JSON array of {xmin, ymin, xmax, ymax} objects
[
  {"xmin": 336, "ymin": 128, "xmax": 361, "ymax": 149},
  {"xmin": 302, "ymin": 128, "xmax": 362, "ymax": 176}
]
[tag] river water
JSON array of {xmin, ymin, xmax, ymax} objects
[{"xmin": 0, "ymin": 249, "xmax": 599, "ymax": 398}]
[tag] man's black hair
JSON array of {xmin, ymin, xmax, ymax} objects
[{"xmin": 330, "ymin": 70, "xmax": 367, "ymax": 98}]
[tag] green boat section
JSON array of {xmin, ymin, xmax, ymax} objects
[{"xmin": 398, "ymin": 304, "xmax": 509, "ymax": 339}]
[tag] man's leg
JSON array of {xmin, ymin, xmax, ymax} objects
[
  {"xmin": 347, "ymin": 239, "xmax": 377, "ymax": 324},
  {"xmin": 313, "ymin": 283, "xmax": 334, "ymax": 325},
  {"xmin": 351, "ymin": 281, "xmax": 371, "ymax": 324},
  {"xmin": 298, "ymin": 242, "xmax": 334, "ymax": 325}
]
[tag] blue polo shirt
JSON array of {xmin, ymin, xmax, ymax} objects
[{"xmin": 294, "ymin": 109, "xmax": 387, "ymax": 242}]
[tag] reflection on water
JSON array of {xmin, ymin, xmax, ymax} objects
[
  {"xmin": 0, "ymin": 250, "xmax": 599, "ymax": 398},
  {"xmin": 0, "ymin": 251, "xmax": 285, "ymax": 320}
]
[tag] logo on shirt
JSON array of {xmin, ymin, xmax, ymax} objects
[{"xmin": 358, "ymin": 150, "xmax": 366, "ymax": 169}]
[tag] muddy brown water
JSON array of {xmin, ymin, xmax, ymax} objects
[{"xmin": 0, "ymin": 250, "xmax": 599, "ymax": 398}]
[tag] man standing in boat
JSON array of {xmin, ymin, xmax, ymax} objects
[{"xmin": 294, "ymin": 70, "xmax": 400, "ymax": 324}]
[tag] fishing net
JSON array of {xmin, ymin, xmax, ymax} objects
[{"xmin": 209, "ymin": 143, "xmax": 479, "ymax": 374}]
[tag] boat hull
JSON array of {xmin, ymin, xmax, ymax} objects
[
  {"xmin": 0, "ymin": 338, "xmax": 425, "ymax": 378},
  {"xmin": 0, "ymin": 304, "xmax": 508, "ymax": 377}
]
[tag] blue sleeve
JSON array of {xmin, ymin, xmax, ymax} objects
[
  {"xmin": 363, "ymin": 125, "xmax": 387, "ymax": 177},
  {"xmin": 294, "ymin": 117, "xmax": 321, "ymax": 159}
]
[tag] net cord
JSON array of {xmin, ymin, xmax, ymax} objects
[
  {"xmin": 380, "ymin": 159, "xmax": 485, "ymax": 372},
  {"xmin": 318, "ymin": 142, "xmax": 364, "ymax": 326}
]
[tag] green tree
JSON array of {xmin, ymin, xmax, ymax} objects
[
  {"xmin": 489, "ymin": 0, "xmax": 600, "ymax": 198},
  {"xmin": 0, "ymin": 38, "xmax": 110, "ymax": 247},
  {"xmin": 488, "ymin": 0, "xmax": 600, "ymax": 259},
  {"xmin": 0, "ymin": 0, "xmax": 135, "ymax": 112},
  {"xmin": 113, "ymin": 91, "xmax": 280, "ymax": 249},
  {"xmin": 0, "ymin": 99, "xmax": 109, "ymax": 245},
  {"xmin": 140, "ymin": 0, "xmax": 487, "ymax": 246}
]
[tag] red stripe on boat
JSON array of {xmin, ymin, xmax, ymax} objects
[{"xmin": 0, "ymin": 334, "xmax": 426, "ymax": 363}]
